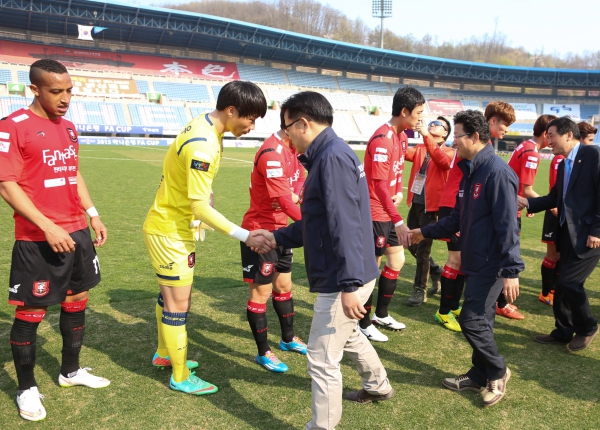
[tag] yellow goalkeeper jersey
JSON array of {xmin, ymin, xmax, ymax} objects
[{"xmin": 143, "ymin": 113, "xmax": 235, "ymax": 241}]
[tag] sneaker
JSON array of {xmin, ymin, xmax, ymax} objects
[
  {"xmin": 539, "ymin": 291, "xmax": 554, "ymax": 306},
  {"xmin": 58, "ymin": 367, "xmax": 110, "ymax": 388},
  {"xmin": 346, "ymin": 387, "xmax": 395, "ymax": 403},
  {"xmin": 16, "ymin": 387, "xmax": 46, "ymax": 421},
  {"xmin": 256, "ymin": 351, "xmax": 289, "ymax": 373},
  {"xmin": 451, "ymin": 307, "xmax": 462, "ymax": 317},
  {"xmin": 279, "ymin": 336, "xmax": 307, "ymax": 355},
  {"xmin": 170, "ymin": 372, "xmax": 218, "ymax": 396},
  {"xmin": 482, "ymin": 368, "xmax": 511, "ymax": 407},
  {"xmin": 428, "ymin": 272, "xmax": 442, "ymax": 296},
  {"xmin": 152, "ymin": 352, "xmax": 200, "ymax": 370},
  {"xmin": 496, "ymin": 303, "xmax": 525, "ymax": 320},
  {"xmin": 359, "ymin": 324, "xmax": 389, "ymax": 342},
  {"xmin": 406, "ymin": 287, "xmax": 426, "ymax": 307},
  {"xmin": 442, "ymin": 374, "xmax": 484, "ymax": 393},
  {"xmin": 435, "ymin": 310, "xmax": 462, "ymax": 332},
  {"xmin": 372, "ymin": 314, "xmax": 406, "ymax": 331}
]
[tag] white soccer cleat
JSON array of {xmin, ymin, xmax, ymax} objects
[
  {"xmin": 372, "ymin": 314, "xmax": 406, "ymax": 331},
  {"xmin": 58, "ymin": 367, "xmax": 110, "ymax": 389},
  {"xmin": 17, "ymin": 386, "xmax": 46, "ymax": 421},
  {"xmin": 359, "ymin": 324, "xmax": 389, "ymax": 342}
]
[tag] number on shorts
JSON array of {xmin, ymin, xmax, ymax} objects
[{"xmin": 92, "ymin": 255, "xmax": 100, "ymax": 274}]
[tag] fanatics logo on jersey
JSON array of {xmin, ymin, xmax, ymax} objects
[
  {"xmin": 376, "ymin": 236, "xmax": 386, "ymax": 248},
  {"xmin": 473, "ymin": 183, "xmax": 482, "ymax": 199},
  {"xmin": 0, "ymin": 140, "xmax": 9, "ymax": 153},
  {"xmin": 260, "ymin": 262, "xmax": 274, "ymax": 276},
  {"xmin": 188, "ymin": 252, "xmax": 196, "ymax": 268},
  {"xmin": 266, "ymin": 168, "xmax": 284, "ymax": 178},
  {"xmin": 66, "ymin": 128, "xmax": 78, "ymax": 143},
  {"xmin": 32, "ymin": 280, "xmax": 50, "ymax": 297},
  {"xmin": 374, "ymin": 154, "xmax": 388, "ymax": 162},
  {"xmin": 191, "ymin": 159, "xmax": 210, "ymax": 172}
]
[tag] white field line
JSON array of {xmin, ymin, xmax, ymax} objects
[{"xmin": 79, "ymin": 155, "xmax": 253, "ymax": 164}]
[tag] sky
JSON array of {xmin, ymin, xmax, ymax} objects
[{"xmin": 127, "ymin": 0, "xmax": 599, "ymax": 57}]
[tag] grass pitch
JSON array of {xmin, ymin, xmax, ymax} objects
[{"xmin": 0, "ymin": 146, "xmax": 599, "ymax": 429}]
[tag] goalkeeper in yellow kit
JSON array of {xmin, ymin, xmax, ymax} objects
[{"xmin": 143, "ymin": 81, "xmax": 271, "ymax": 395}]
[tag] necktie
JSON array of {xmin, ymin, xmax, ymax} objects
[{"xmin": 560, "ymin": 158, "xmax": 572, "ymax": 226}]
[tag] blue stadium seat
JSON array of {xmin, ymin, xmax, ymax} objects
[
  {"xmin": 152, "ymin": 82, "xmax": 211, "ymax": 103},
  {"xmin": 17, "ymin": 70, "xmax": 30, "ymax": 85},
  {"xmin": 189, "ymin": 106, "xmax": 213, "ymax": 118},
  {"xmin": 286, "ymin": 70, "xmax": 337, "ymax": 89},
  {"xmin": 128, "ymin": 104, "xmax": 189, "ymax": 129},
  {"xmin": 0, "ymin": 69, "xmax": 13, "ymax": 84},
  {"xmin": 337, "ymin": 77, "xmax": 390, "ymax": 93},
  {"xmin": 67, "ymin": 101, "xmax": 127, "ymax": 125},
  {"xmin": 0, "ymin": 96, "xmax": 29, "ymax": 117},
  {"xmin": 581, "ymin": 105, "xmax": 599, "ymax": 120},
  {"xmin": 135, "ymin": 80, "xmax": 150, "ymax": 94},
  {"xmin": 237, "ymin": 64, "xmax": 287, "ymax": 85},
  {"xmin": 211, "ymin": 85, "xmax": 222, "ymax": 101}
]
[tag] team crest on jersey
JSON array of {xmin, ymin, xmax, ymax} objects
[
  {"xmin": 32, "ymin": 280, "xmax": 50, "ymax": 297},
  {"xmin": 473, "ymin": 183, "xmax": 482, "ymax": 199},
  {"xmin": 298, "ymin": 185, "xmax": 305, "ymax": 204},
  {"xmin": 191, "ymin": 159, "xmax": 210, "ymax": 172},
  {"xmin": 260, "ymin": 262, "xmax": 274, "ymax": 276},
  {"xmin": 188, "ymin": 252, "xmax": 196, "ymax": 268},
  {"xmin": 66, "ymin": 128, "xmax": 78, "ymax": 143},
  {"xmin": 376, "ymin": 236, "xmax": 386, "ymax": 248}
]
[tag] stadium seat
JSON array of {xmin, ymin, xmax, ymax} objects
[
  {"xmin": 237, "ymin": 64, "xmax": 287, "ymax": 85},
  {"xmin": 17, "ymin": 70, "xmax": 30, "ymax": 85},
  {"xmin": 135, "ymin": 80, "xmax": 150, "ymax": 94},
  {"xmin": 66, "ymin": 101, "xmax": 128, "ymax": 125},
  {"xmin": 286, "ymin": 70, "xmax": 338, "ymax": 90},
  {"xmin": 0, "ymin": 96, "xmax": 29, "ymax": 118},
  {"xmin": 337, "ymin": 76, "xmax": 391, "ymax": 93},
  {"xmin": 0, "ymin": 69, "xmax": 13, "ymax": 84},
  {"xmin": 129, "ymin": 104, "xmax": 190, "ymax": 130},
  {"xmin": 152, "ymin": 82, "xmax": 211, "ymax": 103}
]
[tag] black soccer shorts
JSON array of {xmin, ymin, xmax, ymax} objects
[
  {"xmin": 372, "ymin": 220, "xmax": 400, "ymax": 257},
  {"xmin": 8, "ymin": 228, "xmax": 101, "ymax": 307},
  {"xmin": 240, "ymin": 242, "xmax": 293, "ymax": 284}
]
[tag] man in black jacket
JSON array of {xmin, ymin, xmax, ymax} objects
[
  {"xmin": 261, "ymin": 92, "xmax": 394, "ymax": 430},
  {"xmin": 409, "ymin": 110, "xmax": 523, "ymax": 407},
  {"xmin": 519, "ymin": 117, "xmax": 600, "ymax": 352}
]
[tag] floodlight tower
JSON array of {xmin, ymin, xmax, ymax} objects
[{"xmin": 372, "ymin": 0, "xmax": 393, "ymax": 49}]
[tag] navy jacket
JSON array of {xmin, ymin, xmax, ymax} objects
[
  {"xmin": 421, "ymin": 144, "xmax": 524, "ymax": 278},
  {"xmin": 273, "ymin": 127, "xmax": 379, "ymax": 293},
  {"xmin": 528, "ymin": 144, "xmax": 600, "ymax": 258}
]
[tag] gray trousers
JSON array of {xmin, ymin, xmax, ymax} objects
[{"xmin": 305, "ymin": 279, "xmax": 393, "ymax": 430}]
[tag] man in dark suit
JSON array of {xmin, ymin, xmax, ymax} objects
[{"xmin": 519, "ymin": 116, "xmax": 600, "ymax": 352}]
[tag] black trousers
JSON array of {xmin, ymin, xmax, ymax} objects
[
  {"xmin": 460, "ymin": 276, "xmax": 506, "ymax": 385},
  {"xmin": 407, "ymin": 202, "xmax": 440, "ymax": 289},
  {"xmin": 551, "ymin": 227, "xmax": 599, "ymax": 341}
]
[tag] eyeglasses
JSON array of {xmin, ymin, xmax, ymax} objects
[
  {"xmin": 453, "ymin": 133, "xmax": 470, "ymax": 140},
  {"xmin": 429, "ymin": 120, "xmax": 447, "ymax": 131},
  {"xmin": 283, "ymin": 117, "xmax": 303, "ymax": 136}
]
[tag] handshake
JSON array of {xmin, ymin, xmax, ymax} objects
[
  {"xmin": 396, "ymin": 224, "xmax": 425, "ymax": 248},
  {"xmin": 246, "ymin": 229, "xmax": 278, "ymax": 254}
]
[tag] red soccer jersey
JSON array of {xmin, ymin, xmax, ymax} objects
[
  {"xmin": 241, "ymin": 133, "xmax": 305, "ymax": 231},
  {"xmin": 508, "ymin": 139, "xmax": 540, "ymax": 217},
  {"xmin": 438, "ymin": 152, "xmax": 463, "ymax": 209},
  {"xmin": 0, "ymin": 108, "xmax": 87, "ymax": 241},
  {"xmin": 364, "ymin": 123, "xmax": 407, "ymax": 222},
  {"xmin": 549, "ymin": 154, "xmax": 565, "ymax": 190}
]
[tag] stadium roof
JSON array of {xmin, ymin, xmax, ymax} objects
[{"xmin": 1, "ymin": 0, "xmax": 599, "ymax": 90}]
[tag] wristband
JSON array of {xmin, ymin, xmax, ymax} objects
[
  {"xmin": 229, "ymin": 225, "xmax": 250, "ymax": 242},
  {"xmin": 86, "ymin": 206, "xmax": 99, "ymax": 218},
  {"xmin": 394, "ymin": 220, "xmax": 404, "ymax": 227}
]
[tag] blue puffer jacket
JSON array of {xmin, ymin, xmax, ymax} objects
[
  {"xmin": 274, "ymin": 127, "xmax": 380, "ymax": 293},
  {"xmin": 421, "ymin": 144, "xmax": 524, "ymax": 278}
]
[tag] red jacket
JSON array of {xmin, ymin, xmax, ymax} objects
[{"xmin": 405, "ymin": 135, "xmax": 455, "ymax": 212}]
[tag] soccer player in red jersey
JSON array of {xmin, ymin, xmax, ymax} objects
[
  {"xmin": 507, "ymin": 114, "xmax": 557, "ymax": 307},
  {"xmin": 240, "ymin": 114, "xmax": 306, "ymax": 372},
  {"xmin": 0, "ymin": 60, "xmax": 109, "ymax": 422},
  {"xmin": 358, "ymin": 87, "xmax": 425, "ymax": 342}
]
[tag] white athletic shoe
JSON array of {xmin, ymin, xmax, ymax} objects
[
  {"xmin": 58, "ymin": 367, "xmax": 110, "ymax": 389},
  {"xmin": 17, "ymin": 386, "xmax": 46, "ymax": 421},
  {"xmin": 359, "ymin": 324, "xmax": 389, "ymax": 342},
  {"xmin": 372, "ymin": 314, "xmax": 406, "ymax": 331}
]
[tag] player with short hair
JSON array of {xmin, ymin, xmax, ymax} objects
[
  {"xmin": 240, "ymin": 111, "xmax": 306, "ymax": 372},
  {"xmin": 0, "ymin": 59, "xmax": 110, "ymax": 422},
  {"xmin": 143, "ymin": 81, "xmax": 271, "ymax": 395},
  {"xmin": 359, "ymin": 87, "xmax": 425, "ymax": 342},
  {"xmin": 578, "ymin": 121, "xmax": 597, "ymax": 146}
]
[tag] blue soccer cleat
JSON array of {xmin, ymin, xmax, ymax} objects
[
  {"xmin": 170, "ymin": 372, "xmax": 218, "ymax": 396},
  {"xmin": 256, "ymin": 350, "xmax": 289, "ymax": 373},
  {"xmin": 279, "ymin": 336, "xmax": 307, "ymax": 355}
]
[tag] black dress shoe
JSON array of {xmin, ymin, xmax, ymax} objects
[
  {"xmin": 534, "ymin": 334, "xmax": 569, "ymax": 345},
  {"xmin": 568, "ymin": 327, "xmax": 599, "ymax": 352}
]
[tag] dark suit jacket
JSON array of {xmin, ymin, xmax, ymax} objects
[{"xmin": 528, "ymin": 144, "xmax": 600, "ymax": 258}]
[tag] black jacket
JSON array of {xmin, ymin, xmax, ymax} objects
[
  {"xmin": 273, "ymin": 127, "xmax": 379, "ymax": 293},
  {"xmin": 528, "ymin": 144, "xmax": 600, "ymax": 258},
  {"xmin": 421, "ymin": 144, "xmax": 524, "ymax": 278}
]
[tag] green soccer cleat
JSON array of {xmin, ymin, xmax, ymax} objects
[
  {"xmin": 169, "ymin": 372, "xmax": 218, "ymax": 396},
  {"xmin": 152, "ymin": 352, "xmax": 199, "ymax": 370},
  {"xmin": 435, "ymin": 310, "xmax": 462, "ymax": 332}
]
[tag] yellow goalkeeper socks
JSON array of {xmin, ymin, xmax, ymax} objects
[{"xmin": 161, "ymin": 311, "xmax": 190, "ymax": 383}]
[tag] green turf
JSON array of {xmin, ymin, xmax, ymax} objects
[{"xmin": 0, "ymin": 146, "xmax": 598, "ymax": 429}]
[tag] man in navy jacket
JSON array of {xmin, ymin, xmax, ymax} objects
[
  {"xmin": 410, "ymin": 110, "xmax": 523, "ymax": 407},
  {"xmin": 264, "ymin": 92, "xmax": 394, "ymax": 429}
]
